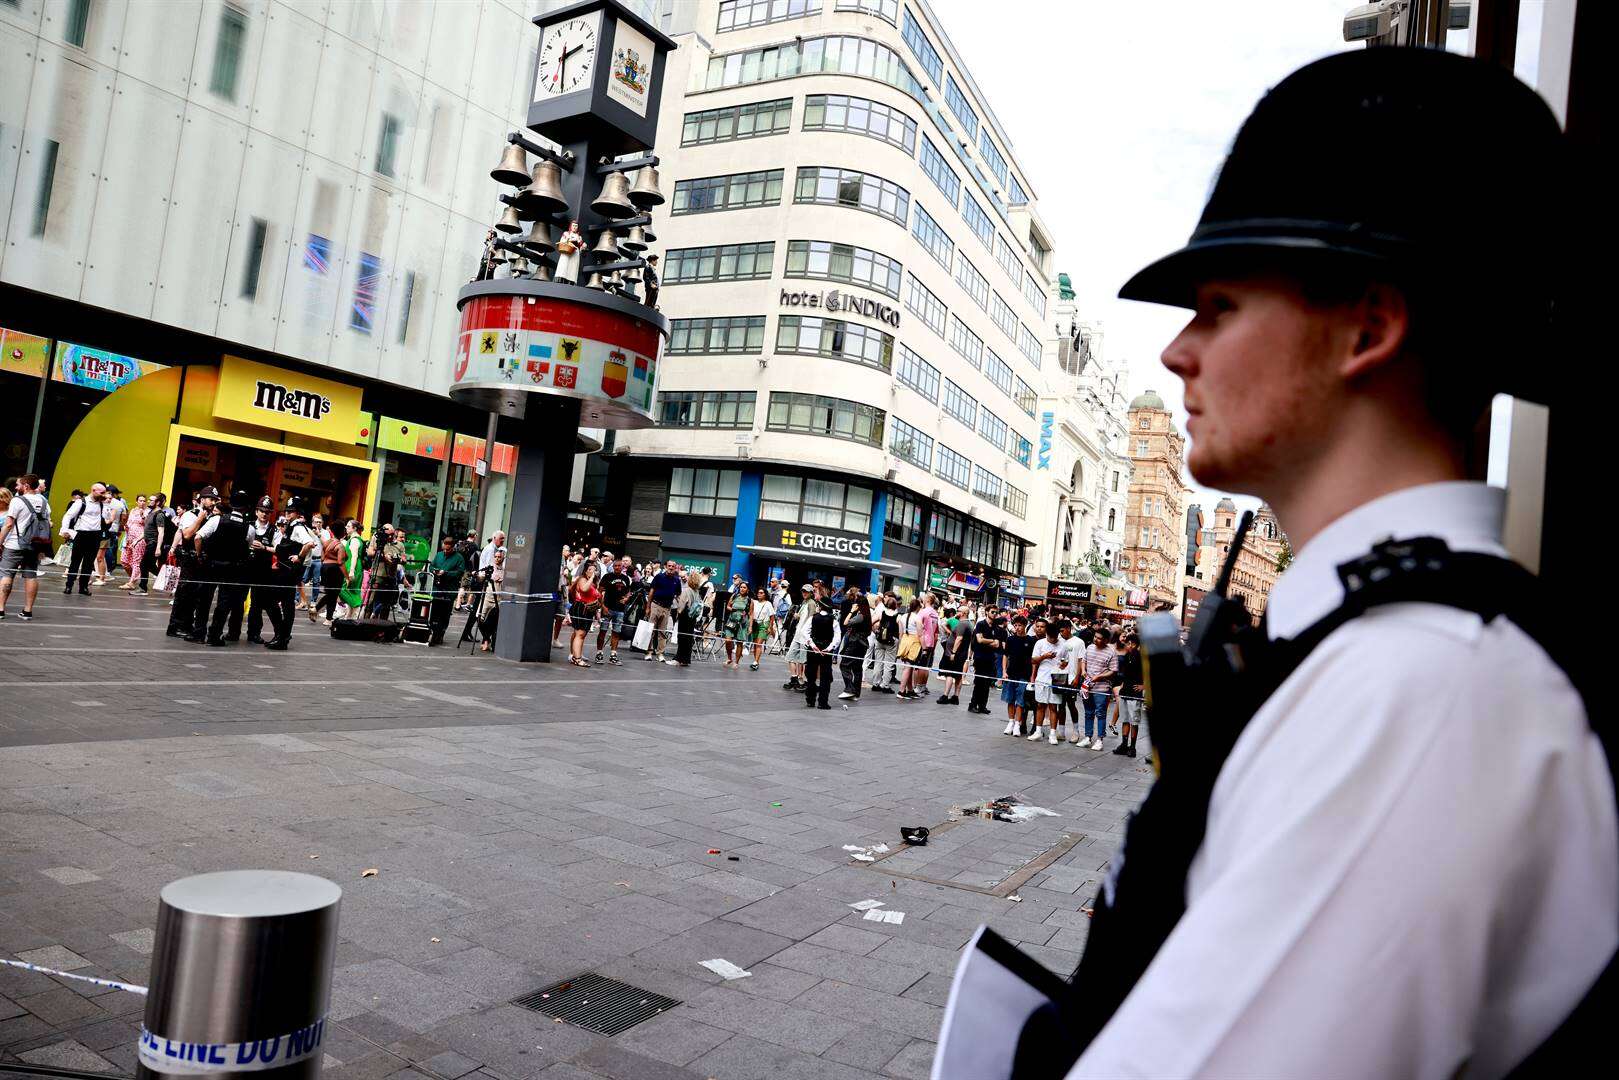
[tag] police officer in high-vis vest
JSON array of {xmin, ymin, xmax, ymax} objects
[
  {"xmin": 244, "ymin": 495, "xmax": 277, "ymax": 643},
  {"xmin": 937, "ymin": 48, "xmax": 1612, "ymax": 1080},
  {"xmin": 191, "ymin": 489, "xmax": 253, "ymax": 646}
]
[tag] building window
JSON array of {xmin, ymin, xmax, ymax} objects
[
  {"xmin": 1139, "ymin": 415, "xmax": 1150, "ymax": 428},
  {"xmin": 784, "ymin": 239, "xmax": 902, "ymax": 297},
  {"xmin": 776, "ymin": 315, "xmax": 894, "ymax": 372},
  {"xmin": 991, "ymin": 291, "xmax": 1017, "ymax": 340},
  {"xmin": 1014, "ymin": 375, "xmax": 1036, "ymax": 416},
  {"xmin": 698, "ymin": 35, "xmax": 927, "ymax": 103},
  {"xmin": 681, "ymin": 98, "xmax": 793, "ymax": 145},
  {"xmin": 978, "ymin": 408, "xmax": 1008, "ymax": 454},
  {"xmin": 30, "ymin": 138, "xmax": 60, "ymax": 238},
  {"xmin": 983, "ymin": 348, "xmax": 1013, "ymax": 398},
  {"xmin": 210, "ymin": 6, "xmax": 248, "ymax": 100},
  {"xmin": 943, "ymin": 74, "xmax": 979, "ymax": 141},
  {"xmin": 1017, "ymin": 323, "xmax": 1041, "ymax": 367},
  {"xmin": 349, "ymin": 252, "xmax": 382, "ymax": 334},
  {"xmin": 802, "ymin": 93, "xmax": 916, "ymax": 154},
  {"xmin": 889, "ymin": 416, "xmax": 934, "ymax": 470},
  {"xmin": 929, "ymin": 508, "xmax": 963, "ymax": 554},
  {"xmin": 1008, "ymin": 175, "xmax": 1028, "ymax": 207},
  {"xmin": 1023, "ymin": 272, "xmax": 1047, "ymax": 319},
  {"xmin": 240, "ymin": 218, "xmax": 268, "ymax": 299},
  {"xmin": 955, "ymin": 256, "xmax": 989, "ymax": 311},
  {"xmin": 935, "ymin": 444, "xmax": 971, "ymax": 490},
  {"xmin": 904, "ymin": 273, "xmax": 946, "ymax": 337},
  {"xmin": 947, "ymin": 316, "xmax": 983, "ymax": 370},
  {"xmin": 767, "ymin": 391, "xmax": 886, "ymax": 448},
  {"xmin": 911, "ymin": 203, "xmax": 953, "ymax": 272},
  {"xmin": 375, "ymin": 113, "xmax": 401, "ymax": 177},
  {"xmin": 1137, "ymin": 439, "xmax": 1149, "ymax": 455},
  {"xmin": 1108, "ymin": 508, "xmax": 1117, "ymax": 530},
  {"xmin": 918, "ymin": 135, "xmax": 960, "ymax": 206},
  {"xmin": 1112, "ymin": 470, "xmax": 1120, "ymax": 492},
  {"xmin": 885, "ymin": 492, "xmax": 922, "ymax": 545},
  {"xmin": 657, "ymin": 390, "xmax": 758, "ymax": 429},
  {"xmin": 1004, "ymin": 484, "xmax": 1028, "ymax": 519},
  {"xmin": 972, "ymin": 465, "xmax": 1003, "ymax": 505},
  {"xmin": 894, "ymin": 343, "xmax": 939, "ymax": 402},
  {"xmin": 962, "ymin": 192, "xmax": 993, "ymax": 249},
  {"xmin": 794, "ymin": 166, "xmax": 909, "ymax": 226},
  {"xmin": 63, "ymin": 0, "xmax": 90, "ymax": 47},
  {"xmin": 1012, "ymin": 434, "xmax": 1032, "ymax": 467},
  {"xmin": 668, "ymin": 315, "xmax": 767, "ymax": 354},
  {"xmin": 942, "ymin": 379, "xmax": 976, "ymax": 430},
  {"xmin": 665, "ymin": 241, "xmax": 775, "ymax": 284},
  {"xmin": 837, "ymin": 0, "xmax": 898, "ymax": 23},
  {"xmin": 995, "ymin": 233, "xmax": 1023, "ymax": 284},
  {"xmin": 668, "ymin": 467, "xmax": 742, "ymax": 516},
  {"xmin": 900, "ymin": 7, "xmax": 943, "ymax": 84},
  {"xmin": 718, "ymin": 0, "xmax": 821, "ymax": 32},
  {"xmin": 761, "ymin": 474, "xmax": 872, "ymax": 531},
  {"xmin": 671, "ymin": 169, "xmax": 784, "ymax": 215},
  {"xmin": 979, "ymin": 130, "xmax": 1009, "ymax": 187},
  {"xmin": 397, "ymin": 270, "xmax": 416, "ymax": 343}
]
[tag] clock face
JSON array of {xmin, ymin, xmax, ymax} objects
[{"xmin": 536, "ymin": 14, "xmax": 600, "ymax": 99}]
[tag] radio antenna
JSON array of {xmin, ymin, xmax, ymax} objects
[{"xmin": 1214, "ymin": 510, "xmax": 1254, "ymax": 597}]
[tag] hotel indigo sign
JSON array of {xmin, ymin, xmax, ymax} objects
[{"xmin": 779, "ymin": 288, "xmax": 900, "ymax": 328}]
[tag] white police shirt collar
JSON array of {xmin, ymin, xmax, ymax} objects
[{"xmin": 1263, "ymin": 480, "xmax": 1508, "ymax": 641}]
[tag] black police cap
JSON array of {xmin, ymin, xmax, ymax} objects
[
  {"xmin": 229, "ymin": 489, "xmax": 253, "ymax": 509},
  {"xmin": 197, "ymin": 485, "xmax": 220, "ymax": 499},
  {"xmin": 1120, "ymin": 48, "xmax": 1566, "ymax": 402},
  {"xmin": 257, "ymin": 496, "xmax": 274, "ymax": 511}
]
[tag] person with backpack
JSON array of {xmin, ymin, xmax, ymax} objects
[
  {"xmin": 60, "ymin": 481, "xmax": 112, "ymax": 595},
  {"xmin": 0, "ymin": 474, "xmax": 51, "ymax": 620},
  {"xmin": 190, "ymin": 489, "xmax": 254, "ymax": 646},
  {"xmin": 868, "ymin": 591, "xmax": 900, "ymax": 694}
]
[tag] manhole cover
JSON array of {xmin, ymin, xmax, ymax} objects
[{"xmin": 512, "ymin": 972, "xmax": 681, "ymax": 1036}]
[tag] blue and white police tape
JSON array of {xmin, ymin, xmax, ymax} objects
[
  {"xmin": 0, "ymin": 956, "xmax": 147, "ymax": 994},
  {"xmin": 137, "ymin": 1016, "xmax": 327, "ymax": 1074}
]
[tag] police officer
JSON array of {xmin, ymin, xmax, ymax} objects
[
  {"xmin": 1007, "ymin": 48, "xmax": 1613, "ymax": 1080},
  {"xmin": 191, "ymin": 489, "xmax": 253, "ymax": 646},
  {"xmin": 264, "ymin": 497, "xmax": 316, "ymax": 651},
  {"xmin": 165, "ymin": 487, "xmax": 217, "ymax": 638},
  {"xmin": 244, "ymin": 496, "xmax": 277, "ymax": 643}
]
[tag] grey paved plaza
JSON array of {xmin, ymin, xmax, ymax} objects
[{"xmin": 0, "ymin": 583, "xmax": 1153, "ymax": 1079}]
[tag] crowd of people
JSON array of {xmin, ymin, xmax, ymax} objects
[{"xmin": 550, "ymin": 545, "xmax": 1146, "ymax": 753}]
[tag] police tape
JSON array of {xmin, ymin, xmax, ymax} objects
[
  {"xmin": 0, "ymin": 956, "xmax": 147, "ymax": 994},
  {"xmin": 136, "ymin": 1016, "xmax": 327, "ymax": 1075}
]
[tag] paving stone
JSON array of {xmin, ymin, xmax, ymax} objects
[
  {"xmin": 108, "ymin": 928, "xmax": 154, "ymax": 955},
  {"xmin": 674, "ymin": 985, "xmax": 857, "ymax": 1054},
  {"xmin": 630, "ymin": 921, "xmax": 794, "ymax": 978},
  {"xmin": 38, "ymin": 867, "xmax": 102, "ymax": 886},
  {"xmin": 820, "ymin": 1024, "xmax": 914, "ymax": 1071},
  {"xmin": 13, "ymin": 945, "xmax": 92, "ymax": 972},
  {"xmin": 611, "ymin": 1014, "xmax": 734, "ymax": 1067},
  {"xmin": 882, "ymin": 1038, "xmax": 937, "ymax": 1079},
  {"xmin": 689, "ymin": 1033, "xmax": 884, "ymax": 1080},
  {"xmin": 335, "ymin": 960, "xmax": 485, "ymax": 1034},
  {"xmin": 566, "ymin": 1042, "xmax": 705, "ymax": 1080},
  {"xmin": 419, "ymin": 1049, "xmax": 482, "ymax": 1079},
  {"xmin": 765, "ymin": 942, "xmax": 927, "ymax": 996},
  {"xmin": 19, "ymin": 987, "xmax": 106, "ymax": 1026},
  {"xmin": 16, "ymin": 1037, "xmax": 116, "ymax": 1072}
]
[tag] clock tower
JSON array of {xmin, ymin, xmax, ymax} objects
[{"xmin": 447, "ymin": 0, "xmax": 677, "ymax": 664}]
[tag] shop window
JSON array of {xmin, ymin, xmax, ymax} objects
[
  {"xmin": 929, "ymin": 508, "xmax": 963, "ymax": 554},
  {"xmin": 211, "ymin": 6, "xmax": 248, "ymax": 100},
  {"xmin": 885, "ymin": 493, "xmax": 922, "ymax": 546},
  {"xmin": 667, "ymin": 467, "xmax": 741, "ymax": 516}
]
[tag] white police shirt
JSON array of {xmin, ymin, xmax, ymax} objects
[{"xmin": 1071, "ymin": 481, "xmax": 1616, "ymax": 1079}]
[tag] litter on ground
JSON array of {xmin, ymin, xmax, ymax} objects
[
  {"xmin": 699, "ymin": 958, "xmax": 752, "ymax": 980},
  {"xmin": 848, "ymin": 899, "xmax": 885, "ymax": 911},
  {"xmin": 956, "ymin": 794, "xmax": 1061, "ymax": 823},
  {"xmin": 863, "ymin": 909, "xmax": 905, "ymax": 925}
]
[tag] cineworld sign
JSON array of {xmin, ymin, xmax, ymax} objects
[
  {"xmin": 253, "ymin": 380, "xmax": 332, "ymax": 421},
  {"xmin": 781, "ymin": 528, "xmax": 873, "ymax": 556},
  {"xmin": 1038, "ymin": 411, "xmax": 1054, "ymax": 470},
  {"xmin": 779, "ymin": 288, "xmax": 900, "ymax": 328}
]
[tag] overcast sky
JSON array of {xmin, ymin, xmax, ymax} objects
[{"xmin": 927, "ymin": 0, "xmax": 1542, "ymax": 515}]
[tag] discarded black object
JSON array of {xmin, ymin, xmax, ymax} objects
[
  {"xmin": 727, "ymin": 856, "xmax": 739, "ymax": 861},
  {"xmin": 901, "ymin": 826, "xmax": 930, "ymax": 846}
]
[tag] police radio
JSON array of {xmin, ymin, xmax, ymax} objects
[{"xmin": 1138, "ymin": 509, "xmax": 1257, "ymax": 775}]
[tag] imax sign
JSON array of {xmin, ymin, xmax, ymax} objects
[{"xmin": 1038, "ymin": 411, "xmax": 1054, "ymax": 470}]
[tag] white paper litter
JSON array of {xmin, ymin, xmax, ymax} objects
[
  {"xmin": 699, "ymin": 958, "xmax": 752, "ymax": 980},
  {"xmin": 1001, "ymin": 804, "xmax": 1060, "ymax": 823},
  {"xmin": 863, "ymin": 909, "xmax": 906, "ymax": 925},
  {"xmin": 848, "ymin": 899, "xmax": 885, "ymax": 911},
  {"xmin": 843, "ymin": 842, "xmax": 891, "ymax": 861},
  {"xmin": 849, "ymin": 853, "xmax": 876, "ymax": 862}
]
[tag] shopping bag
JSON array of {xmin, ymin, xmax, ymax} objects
[
  {"xmin": 632, "ymin": 619, "xmax": 655, "ymax": 651},
  {"xmin": 154, "ymin": 562, "xmax": 180, "ymax": 593},
  {"xmin": 52, "ymin": 542, "xmax": 70, "ymax": 566}
]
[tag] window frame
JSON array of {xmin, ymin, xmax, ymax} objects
[
  {"xmin": 793, "ymin": 165, "xmax": 910, "ymax": 227},
  {"xmin": 668, "ymin": 467, "xmax": 743, "ymax": 517},
  {"xmin": 894, "ymin": 343, "xmax": 940, "ymax": 402},
  {"xmin": 717, "ymin": 0, "xmax": 822, "ymax": 33},
  {"xmin": 681, "ymin": 97, "xmax": 794, "ymax": 146},
  {"xmin": 667, "ymin": 315, "xmax": 769, "ymax": 355},
  {"xmin": 657, "ymin": 390, "xmax": 759, "ymax": 430},
  {"xmin": 801, "ymin": 93, "xmax": 916, "ymax": 154},
  {"xmin": 766, "ymin": 391, "xmax": 887, "ymax": 448},
  {"xmin": 918, "ymin": 135, "xmax": 961, "ymax": 206},
  {"xmin": 784, "ymin": 239, "xmax": 903, "ymax": 298},
  {"xmin": 941, "ymin": 378, "xmax": 976, "ymax": 430},
  {"xmin": 904, "ymin": 273, "xmax": 947, "ymax": 337},
  {"xmin": 671, "ymin": 169, "xmax": 785, "ymax": 215},
  {"xmin": 775, "ymin": 315, "xmax": 895, "ymax": 373},
  {"xmin": 888, "ymin": 416, "xmax": 935, "ymax": 470},
  {"xmin": 664, "ymin": 241, "xmax": 776, "ymax": 285}
]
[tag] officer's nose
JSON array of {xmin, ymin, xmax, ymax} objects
[{"xmin": 1160, "ymin": 321, "xmax": 1201, "ymax": 385}]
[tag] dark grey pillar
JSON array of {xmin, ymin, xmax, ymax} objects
[{"xmin": 496, "ymin": 396, "xmax": 579, "ymax": 663}]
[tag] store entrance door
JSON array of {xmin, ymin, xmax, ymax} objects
[{"xmin": 171, "ymin": 433, "xmax": 371, "ymax": 524}]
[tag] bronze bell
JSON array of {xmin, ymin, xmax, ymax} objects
[
  {"xmin": 527, "ymin": 160, "xmax": 569, "ymax": 214},
  {"xmin": 490, "ymin": 143, "xmax": 530, "ymax": 186},
  {"xmin": 530, "ymin": 259, "xmax": 553, "ymax": 283},
  {"xmin": 628, "ymin": 166, "xmax": 664, "ymax": 207},
  {"xmin": 591, "ymin": 171, "xmax": 636, "ymax": 218},
  {"xmin": 522, "ymin": 221, "xmax": 554, "ymax": 253},
  {"xmin": 495, "ymin": 206, "xmax": 522, "ymax": 234},
  {"xmin": 585, "ymin": 271, "xmax": 604, "ymax": 289},
  {"xmin": 590, "ymin": 229, "xmax": 620, "ymax": 260},
  {"xmin": 619, "ymin": 225, "xmax": 647, "ymax": 253}
]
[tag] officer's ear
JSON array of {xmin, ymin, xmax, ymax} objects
[{"xmin": 1339, "ymin": 281, "xmax": 1411, "ymax": 383}]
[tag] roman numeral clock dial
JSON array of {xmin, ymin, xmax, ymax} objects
[{"xmin": 537, "ymin": 15, "xmax": 599, "ymax": 98}]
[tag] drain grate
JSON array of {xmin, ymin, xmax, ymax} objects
[{"xmin": 512, "ymin": 972, "xmax": 681, "ymax": 1036}]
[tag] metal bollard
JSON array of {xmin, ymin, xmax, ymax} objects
[{"xmin": 136, "ymin": 871, "xmax": 341, "ymax": 1079}]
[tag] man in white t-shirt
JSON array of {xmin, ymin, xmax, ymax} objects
[
  {"xmin": 1028, "ymin": 622, "xmax": 1063, "ymax": 746},
  {"xmin": 0, "ymin": 474, "xmax": 50, "ymax": 621},
  {"xmin": 1054, "ymin": 619, "xmax": 1085, "ymax": 744},
  {"xmin": 60, "ymin": 481, "xmax": 111, "ymax": 595}
]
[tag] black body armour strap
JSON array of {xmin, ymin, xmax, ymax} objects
[{"xmin": 1042, "ymin": 538, "xmax": 1606, "ymax": 1077}]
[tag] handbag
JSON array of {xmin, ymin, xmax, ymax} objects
[
  {"xmin": 52, "ymin": 542, "xmax": 70, "ymax": 566},
  {"xmin": 154, "ymin": 561, "xmax": 180, "ymax": 593},
  {"xmin": 896, "ymin": 632, "xmax": 922, "ymax": 662},
  {"xmin": 632, "ymin": 619, "xmax": 655, "ymax": 651}
]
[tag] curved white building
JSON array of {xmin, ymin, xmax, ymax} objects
[{"xmin": 604, "ymin": 0, "xmax": 1060, "ymax": 602}]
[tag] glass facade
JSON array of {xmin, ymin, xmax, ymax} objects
[
  {"xmin": 775, "ymin": 316, "xmax": 895, "ymax": 372},
  {"xmin": 794, "ymin": 166, "xmax": 910, "ymax": 226},
  {"xmin": 911, "ymin": 204, "xmax": 953, "ymax": 270},
  {"xmin": 672, "ymin": 170, "xmax": 785, "ymax": 214},
  {"xmin": 664, "ymin": 242, "xmax": 776, "ymax": 284},
  {"xmin": 657, "ymin": 390, "xmax": 758, "ymax": 429},
  {"xmin": 894, "ymin": 344, "xmax": 940, "ymax": 402},
  {"xmin": 784, "ymin": 240, "xmax": 903, "ymax": 297},
  {"xmin": 802, "ymin": 94, "xmax": 917, "ymax": 153},
  {"xmin": 767, "ymin": 392, "xmax": 886, "ymax": 447},
  {"xmin": 668, "ymin": 316, "xmax": 769, "ymax": 354}
]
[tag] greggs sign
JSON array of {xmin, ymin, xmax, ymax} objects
[{"xmin": 213, "ymin": 355, "xmax": 363, "ymax": 442}]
